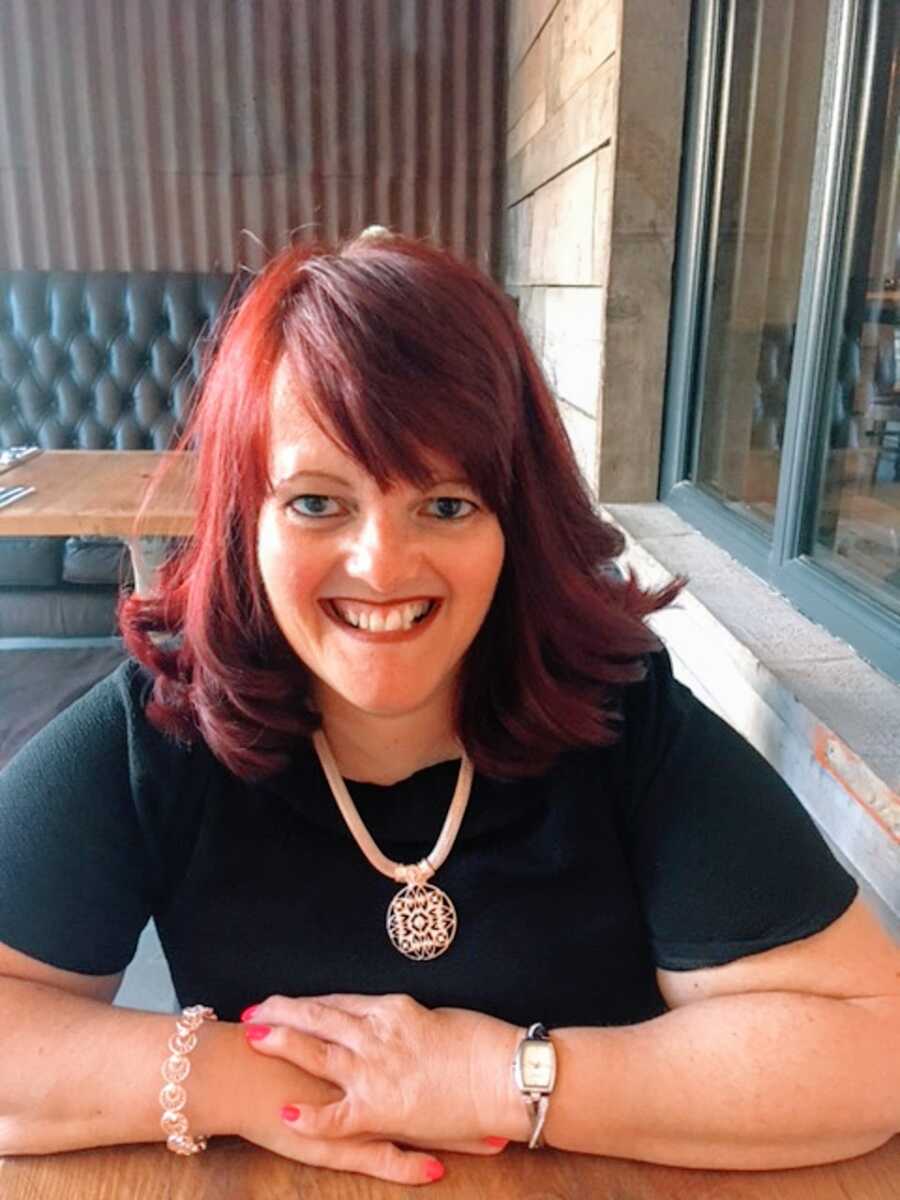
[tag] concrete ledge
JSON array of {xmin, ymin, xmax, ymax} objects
[{"xmin": 603, "ymin": 502, "xmax": 900, "ymax": 941}]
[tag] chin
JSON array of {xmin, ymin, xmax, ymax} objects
[
  {"xmin": 330, "ymin": 676, "xmax": 440, "ymax": 718},
  {"xmin": 347, "ymin": 692, "xmax": 431, "ymax": 718}
]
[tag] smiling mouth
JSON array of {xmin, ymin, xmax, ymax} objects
[{"xmin": 324, "ymin": 598, "xmax": 440, "ymax": 635}]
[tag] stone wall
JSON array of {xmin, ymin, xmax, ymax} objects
[
  {"xmin": 504, "ymin": 0, "xmax": 617, "ymax": 489},
  {"xmin": 503, "ymin": 0, "xmax": 690, "ymax": 500}
]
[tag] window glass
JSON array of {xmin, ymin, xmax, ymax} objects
[
  {"xmin": 812, "ymin": 5, "xmax": 900, "ymax": 612},
  {"xmin": 692, "ymin": 1, "xmax": 828, "ymax": 528}
]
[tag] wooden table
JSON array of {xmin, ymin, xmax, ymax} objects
[
  {"xmin": 0, "ymin": 450, "xmax": 195, "ymax": 591},
  {"xmin": 2, "ymin": 1135, "xmax": 898, "ymax": 1198},
  {"xmin": 0, "ymin": 450, "xmax": 194, "ymax": 538}
]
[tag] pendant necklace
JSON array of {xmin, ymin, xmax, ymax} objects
[{"xmin": 312, "ymin": 729, "xmax": 474, "ymax": 961}]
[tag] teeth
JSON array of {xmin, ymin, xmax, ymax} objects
[
  {"xmin": 403, "ymin": 601, "xmax": 432, "ymax": 628},
  {"xmin": 332, "ymin": 599, "xmax": 434, "ymax": 632}
]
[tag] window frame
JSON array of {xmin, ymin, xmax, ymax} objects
[{"xmin": 661, "ymin": 0, "xmax": 900, "ymax": 682}]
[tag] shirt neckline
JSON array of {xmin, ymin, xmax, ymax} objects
[{"xmin": 261, "ymin": 742, "xmax": 548, "ymax": 845}]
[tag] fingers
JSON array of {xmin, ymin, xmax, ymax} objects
[
  {"xmin": 280, "ymin": 1098, "xmax": 359, "ymax": 1140},
  {"xmin": 277, "ymin": 1102, "xmax": 511, "ymax": 1156},
  {"xmin": 404, "ymin": 1135, "xmax": 511, "ymax": 1157},
  {"xmin": 244, "ymin": 1022, "xmax": 354, "ymax": 1085},
  {"xmin": 302, "ymin": 992, "xmax": 387, "ymax": 1014},
  {"xmin": 283, "ymin": 1132, "xmax": 446, "ymax": 1186},
  {"xmin": 247, "ymin": 995, "xmax": 368, "ymax": 1052}
]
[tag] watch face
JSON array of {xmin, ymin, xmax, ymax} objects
[{"xmin": 521, "ymin": 1041, "xmax": 555, "ymax": 1089}]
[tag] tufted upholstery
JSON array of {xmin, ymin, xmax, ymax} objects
[
  {"xmin": 0, "ymin": 270, "xmax": 232, "ymax": 636},
  {"xmin": 0, "ymin": 271, "xmax": 231, "ymax": 449}
]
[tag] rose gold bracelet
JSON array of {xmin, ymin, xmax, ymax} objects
[{"xmin": 159, "ymin": 1004, "xmax": 218, "ymax": 1155}]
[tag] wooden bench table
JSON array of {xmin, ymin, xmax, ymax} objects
[
  {"xmin": 0, "ymin": 450, "xmax": 195, "ymax": 591},
  {"xmin": 2, "ymin": 1134, "xmax": 898, "ymax": 1198}
]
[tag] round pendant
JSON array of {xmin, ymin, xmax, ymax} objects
[{"xmin": 386, "ymin": 882, "xmax": 458, "ymax": 960}]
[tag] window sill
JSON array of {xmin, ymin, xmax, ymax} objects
[{"xmin": 602, "ymin": 502, "xmax": 900, "ymax": 939}]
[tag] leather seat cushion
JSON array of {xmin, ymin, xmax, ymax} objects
[
  {"xmin": 0, "ymin": 538, "xmax": 64, "ymax": 587},
  {"xmin": 62, "ymin": 536, "xmax": 132, "ymax": 587},
  {"xmin": 0, "ymin": 587, "xmax": 119, "ymax": 637}
]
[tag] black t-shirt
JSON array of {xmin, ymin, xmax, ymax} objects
[{"xmin": 0, "ymin": 647, "xmax": 857, "ymax": 1027}]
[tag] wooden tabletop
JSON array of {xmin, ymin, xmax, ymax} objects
[
  {"xmin": 0, "ymin": 450, "xmax": 194, "ymax": 538},
  {"xmin": 1, "ymin": 1134, "xmax": 898, "ymax": 1199}
]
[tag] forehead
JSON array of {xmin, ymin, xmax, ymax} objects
[
  {"xmin": 268, "ymin": 358, "xmax": 339, "ymax": 459},
  {"xmin": 267, "ymin": 356, "xmax": 464, "ymax": 484}
]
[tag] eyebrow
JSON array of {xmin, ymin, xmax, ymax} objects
[
  {"xmin": 273, "ymin": 470, "xmax": 475, "ymax": 491},
  {"xmin": 273, "ymin": 470, "xmax": 353, "ymax": 489}
]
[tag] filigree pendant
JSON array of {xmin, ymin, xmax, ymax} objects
[{"xmin": 386, "ymin": 882, "xmax": 458, "ymax": 960}]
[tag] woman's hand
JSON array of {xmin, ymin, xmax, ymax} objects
[
  {"xmin": 225, "ymin": 1017, "xmax": 504, "ymax": 1185},
  {"xmin": 239, "ymin": 992, "xmax": 525, "ymax": 1183}
]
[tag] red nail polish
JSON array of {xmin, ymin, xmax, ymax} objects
[
  {"xmin": 244, "ymin": 1024, "xmax": 271, "ymax": 1041},
  {"xmin": 424, "ymin": 1159, "xmax": 445, "ymax": 1182},
  {"xmin": 484, "ymin": 1136, "xmax": 508, "ymax": 1148},
  {"xmin": 281, "ymin": 1105, "xmax": 300, "ymax": 1122},
  {"xmin": 240, "ymin": 1004, "xmax": 259, "ymax": 1023}
]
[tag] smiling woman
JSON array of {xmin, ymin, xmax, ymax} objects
[
  {"xmin": 117, "ymin": 231, "xmax": 678, "ymax": 782},
  {"xmin": 0, "ymin": 230, "xmax": 896, "ymax": 1186}
]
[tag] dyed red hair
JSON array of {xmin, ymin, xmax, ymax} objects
[{"xmin": 119, "ymin": 232, "xmax": 685, "ymax": 780}]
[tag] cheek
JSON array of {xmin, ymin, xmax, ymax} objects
[
  {"xmin": 457, "ymin": 529, "xmax": 505, "ymax": 615},
  {"xmin": 257, "ymin": 518, "xmax": 318, "ymax": 619}
]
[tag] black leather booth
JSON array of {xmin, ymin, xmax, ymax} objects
[
  {"xmin": 0, "ymin": 271, "xmax": 231, "ymax": 765},
  {"xmin": 0, "ymin": 270, "xmax": 231, "ymax": 638}
]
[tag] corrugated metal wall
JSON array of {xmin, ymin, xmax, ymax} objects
[{"xmin": 0, "ymin": 0, "xmax": 507, "ymax": 275}]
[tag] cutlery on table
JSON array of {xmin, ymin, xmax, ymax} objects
[
  {"xmin": 0, "ymin": 485, "xmax": 36, "ymax": 509},
  {"xmin": 0, "ymin": 446, "xmax": 42, "ymax": 475}
]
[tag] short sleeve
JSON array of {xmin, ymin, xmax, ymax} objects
[
  {"xmin": 0, "ymin": 663, "xmax": 160, "ymax": 974},
  {"xmin": 617, "ymin": 646, "xmax": 859, "ymax": 970}
]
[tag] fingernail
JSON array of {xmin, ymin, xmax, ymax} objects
[
  {"xmin": 424, "ymin": 1159, "xmax": 445, "ymax": 1182},
  {"xmin": 484, "ymin": 1136, "xmax": 508, "ymax": 1148},
  {"xmin": 244, "ymin": 1024, "xmax": 271, "ymax": 1041},
  {"xmin": 281, "ymin": 1105, "xmax": 300, "ymax": 1122},
  {"xmin": 240, "ymin": 1004, "xmax": 259, "ymax": 1022}
]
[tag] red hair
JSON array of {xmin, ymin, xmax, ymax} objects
[{"xmin": 119, "ymin": 232, "xmax": 685, "ymax": 780}]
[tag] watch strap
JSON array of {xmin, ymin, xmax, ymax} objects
[{"xmin": 525, "ymin": 1093, "xmax": 549, "ymax": 1149}]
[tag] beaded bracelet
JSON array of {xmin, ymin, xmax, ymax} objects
[{"xmin": 159, "ymin": 1004, "xmax": 218, "ymax": 1155}]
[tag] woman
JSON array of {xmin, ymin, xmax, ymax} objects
[{"xmin": 0, "ymin": 231, "xmax": 897, "ymax": 1185}]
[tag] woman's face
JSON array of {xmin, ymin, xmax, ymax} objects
[{"xmin": 257, "ymin": 363, "xmax": 506, "ymax": 720}]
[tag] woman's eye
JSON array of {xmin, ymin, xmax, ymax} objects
[
  {"xmin": 289, "ymin": 494, "xmax": 341, "ymax": 518},
  {"xmin": 426, "ymin": 497, "xmax": 476, "ymax": 520}
]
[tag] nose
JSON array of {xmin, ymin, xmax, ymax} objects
[{"xmin": 343, "ymin": 508, "xmax": 423, "ymax": 596}]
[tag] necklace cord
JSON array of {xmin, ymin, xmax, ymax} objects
[{"xmin": 311, "ymin": 731, "xmax": 474, "ymax": 883}]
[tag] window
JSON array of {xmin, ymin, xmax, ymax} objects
[{"xmin": 663, "ymin": 0, "xmax": 900, "ymax": 681}]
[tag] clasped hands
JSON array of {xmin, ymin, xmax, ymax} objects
[{"xmin": 237, "ymin": 992, "xmax": 527, "ymax": 1185}]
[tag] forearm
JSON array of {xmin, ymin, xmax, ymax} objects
[
  {"xmin": 498, "ymin": 991, "xmax": 900, "ymax": 1169},
  {"xmin": 0, "ymin": 978, "xmax": 339, "ymax": 1156}
]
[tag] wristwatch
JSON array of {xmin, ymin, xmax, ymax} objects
[{"xmin": 511, "ymin": 1022, "xmax": 557, "ymax": 1149}]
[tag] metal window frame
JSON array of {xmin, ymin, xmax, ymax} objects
[{"xmin": 661, "ymin": 0, "xmax": 900, "ymax": 681}]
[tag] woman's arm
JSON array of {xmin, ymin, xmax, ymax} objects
[
  {"xmin": 492, "ymin": 989, "xmax": 899, "ymax": 1168},
  {"xmin": 245, "ymin": 897, "xmax": 900, "ymax": 1170},
  {"xmin": 0, "ymin": 968, "xmax": 499, "ymax": 1185},
  {"xmin": 0, "ymin": 973, "xmax": 340, "ymax": 1156},
  {"xmin": 493, "ymin": 894, "xmax": 900, "ymax": 1167}
]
